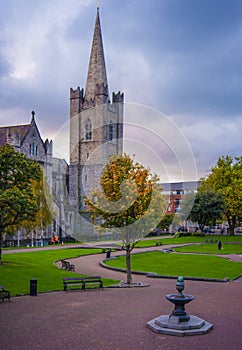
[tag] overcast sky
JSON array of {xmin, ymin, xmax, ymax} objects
[{"xmin": 0, "ymin": 0, "xmax": 241, "ymax": 182}]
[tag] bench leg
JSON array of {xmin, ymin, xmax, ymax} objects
[{"xmin": 0, "ymin": 295, "xmax": 10, "ymax": 302}]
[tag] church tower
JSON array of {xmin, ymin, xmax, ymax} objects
[{"xmin": 69, "ymin": 7, "xmax": 124, "ymax": 217}]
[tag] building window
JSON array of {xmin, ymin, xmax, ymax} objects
[
  {"xmin": 29, "ymin": 143, "xmax": 35, "ymax": 155},
  {"xmin": 87, "ymin": 152, "xmax": 89, "ymax": 159},
  {"xmin": 85, "ymin": 119, "xmax": 92, "ymax": 140},
  {"xmin": 70, "ymin": 214, "xmax": 72, "ymax": 228},
  {"xmin": 85, "ymin": 175, "xmax": 88, "ymax": 182},
  {"xmin": 109, "ymin": 121, "xmax": 114, "ymax": 141},
  {"xmin": 29, "ymin": 143, "xmax": 38, "ymax": 156}
]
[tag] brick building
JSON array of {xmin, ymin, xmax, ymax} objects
[{"xmin": 161, "ymin": 181, "xmax": 201, "ymax": 215}]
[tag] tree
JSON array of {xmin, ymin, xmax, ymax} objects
[
  {"xmin": 184, "ymin": 191, "xmax": 224, "ymax": 232},
  {"xmin": 21, "ymin": 174, "xmax": 53, "ymax": 244},
  {"xmin": 85, "ymin": 154, "xmax": 166, "ymax": 284},
  {"xmin": 199, "ymin": 156, "xmax": 242, "ymax": 234},
  {"xmin": 157, "ymin": 214, "xmax": 174, "ymax": 231},
  {"xmin": 0, "ymin": 144, "xmax": 42, "ymax": 262}
]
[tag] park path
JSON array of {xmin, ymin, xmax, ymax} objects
[
  {"xmin": 3, "ymin": 240, "xmax": 242, "ymax": 281},
  {"xmin": 54, "ymin": 242, "xmax": 242, "ymax": 283}
]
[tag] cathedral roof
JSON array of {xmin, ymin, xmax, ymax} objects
[
  {"xmin": 0, "ymin": 111, "xmax": 46, "ymax": 149},
  {"xmin": 84, "ymin": 7, "xmax": 109, "ymax": 102},
  {"xmin": 0, "ymin": 124, "xmax": 30, "ymax": 147}
]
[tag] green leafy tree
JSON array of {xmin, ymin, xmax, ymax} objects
[
  {"xmin": 0, "ymin": 144, "xmax": 42, "ymax": 262},
  {"xmin": 200, "ymin": 156, "xmax": 242, "ymax": 234},
  {"xmin": 85, "ymin": 154, "xmax": 166, "ymax": 284},
  {"xmin": 184, "ymin": 191, "xmax": 224, "ymax": 232},
  {"xmin": 157, "ymin": 214, "xmax": 174, "ymax": 231}
]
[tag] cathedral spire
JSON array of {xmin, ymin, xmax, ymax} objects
[{"xmin": 84, "ymin": 7, "xmax": 109, "ymax": 103}]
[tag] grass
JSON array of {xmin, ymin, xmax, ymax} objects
[
  {"xmin": 2, "ymin": 242, "xmax": 80, "ymax": 250},
  {"xmin": 135, "ymin": 235, "xmax": 242, "ymax": 248},
  {"xmin": 1, "ymin": 239, "xmax": 241, "ymax": 296},
  {"xmin": 174, "ymin": 243, "xmax": 242, "ymax": 254},
  {"xmin": 0, "ymin": 248, "xmax": 119, "ymax": 296},
  {"xmin": 105, "ymin": 251, "xmax": 242, "ymax": 280}
]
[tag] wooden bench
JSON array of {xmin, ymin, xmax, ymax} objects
[
  {"xmin": 0, "ymin": 286, "xmax": 10, "ymax": 302},
  {"xmin": 63, "ymin": 276, "xmax": 103, "ymax": 292},
  {"xmin": 205, "ymin": 239, "xmax": 217, "ymax": 243},
  {"xmin": 60, "ymin": 260, "xmax": 75, "ymax": 272}
]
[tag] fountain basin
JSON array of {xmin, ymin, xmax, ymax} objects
[
  {"xmin": 166, "ymin": 293, "xmax": 194, "ymax": 304},
  {"xmin": 166, "ymin": 293, "xmax": 194, "ymax": 322}
]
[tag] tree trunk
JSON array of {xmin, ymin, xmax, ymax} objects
[
  {"xmin": 0, "ymin": 232, "xmax": 3, "ymax": 264},
  {"xmin": 126, "ymin": 246, "xmax": 132, "ymax": 285},
  {"xmin": 227, "ymin": 216, "xmax": 236, "ymax": 235}
]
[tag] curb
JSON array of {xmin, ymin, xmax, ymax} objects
[{"xmin": 100, "ymin": 259, "xmax": 230, "ymax": 283}]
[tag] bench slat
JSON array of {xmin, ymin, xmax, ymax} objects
[{"xmin": 63, "ymin": 276, "xmax": 103, "ymax": 291}]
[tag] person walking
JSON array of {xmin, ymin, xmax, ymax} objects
[{"xmin": 218, "ymin": 240, "xmax": 222, "ymax": 251}]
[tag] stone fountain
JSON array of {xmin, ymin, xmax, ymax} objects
[{"xmin": 147, "ymin": 276, "xmax": 213, "ymax": 336}]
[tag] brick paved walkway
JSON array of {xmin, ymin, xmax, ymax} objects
[{"xmin": 1, "ymin": 247, "xmax": 242, "ymax": 350}]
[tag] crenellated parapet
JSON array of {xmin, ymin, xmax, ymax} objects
[
  {"xmin": 112, "ymin": 91, "xmax": 124, "ymax": 103},
  {"xmin": 95, "ymin": 83, "xmax": 109, "ymax": 97},
  {"xmin": 44, "ymin": 138, "xmax": 53, "ymax": 155},
  {"xmin": 70, "ymin": 87, "xmax": 84, "ymax": 120},
  {"xmin": 70, "ymin": 87, "xmax": 84, "ymax": 102},
  {"xmin": 82, "ymin": 97, "xmax": 96, "ymax": 109}
]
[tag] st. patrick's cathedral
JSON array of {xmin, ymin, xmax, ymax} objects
[{"xmin": 0, "ymin": 8, "xmax": 124, "ymax": 244}]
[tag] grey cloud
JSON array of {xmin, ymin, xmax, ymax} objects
[{"xmin": 0, "ymin": 0, "xmax": 241, "ymax": 181}]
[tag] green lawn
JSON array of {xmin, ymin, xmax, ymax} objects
[
  {"xmin": 105, "ymin": 251, "xmax": 242, "ymax": 280},
  {"xmin": 0, "ymin": 248, "xmax": 119, "ymax": 296},
  {"xmin": 174, "ymin": 243, "xmax": 242, "ymax": 254},
  {"xmin": 135, "ymin": 235, "xmax": 242, "ymax": 248}
]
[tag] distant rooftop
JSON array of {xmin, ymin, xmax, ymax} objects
[{"xmin": 161, "ymin": 181, "xmax": 201, "ymax": 192}]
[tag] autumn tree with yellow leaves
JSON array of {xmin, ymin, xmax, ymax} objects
[
  {"xmin": 85, "ymin": 154, "xmax": 166, "ymax": 284},
  {"xmin": 21, "ymin": 174, "xmax": 53, "ymax": 245}
]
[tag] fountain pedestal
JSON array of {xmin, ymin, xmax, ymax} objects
[{"xmin": 147, "ymin": 277, "xmax": 213, "ymax": 336}]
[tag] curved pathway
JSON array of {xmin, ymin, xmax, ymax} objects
[{"xmin": 60, "ymin": 243, "xmax": 242, "ymax": 281}]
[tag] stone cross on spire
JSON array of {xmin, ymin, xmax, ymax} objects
[{"xmin": 84, "ymin": 6, "xmax": 109, "ymax": 103}]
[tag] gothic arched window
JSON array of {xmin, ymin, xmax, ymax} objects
[
  {"xmin": 29, "ymin": 143, "xmax": 35, "ymax": 155},
  {"xmin": 109, "ymin": 120, "xmax": 114, "ymax": 141},
  {"xmin": 69, "ymin": 214, "xmax": 72, "ymax": 228},
  {"xmin": 85, "ymin": 119, "xmax": 92, "ymax": 141}
]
